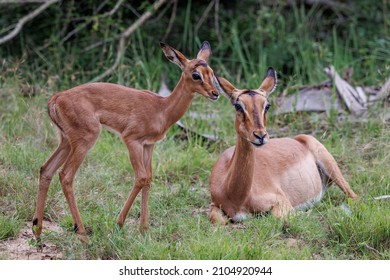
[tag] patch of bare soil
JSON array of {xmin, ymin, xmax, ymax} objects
[{"xmin": 0, "ymin": 221, "xmax": 63, "ymax": 260}]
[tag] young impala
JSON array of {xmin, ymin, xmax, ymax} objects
[
  {"xmin": 209, "ymin": 68, "xmax": 358, "ymax": 224},
  {"xmin": 33, "ymin": 41, "xmax": 220, "ymax": 241}
]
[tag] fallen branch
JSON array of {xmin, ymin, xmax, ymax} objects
[
  {"xmin": 275, "ymin": 86, "xmax": 343, "ymax": 115},
  {"xmin": 324, "ymin": 66, "xmax": 367, "ymax": 116},
  {"xmin": 0, "ymin": 0, "xmax": 59, "ymax": 45},
  {"xmin": 373, "ymin": 195, "xmax": 390, "ymax": 200},
  {"xmin": 362, "ymin": 243, "xmax": 384, "ymax": 257},
  {"xmin": 90, "ymin": 0, "xmax": 168, "ymax": 82},
  {"xmin": 370, "ymin": 76, "xmax": 390, "ymax": 102},
  {"xmin": 214, "ymin": 0, "xmax": 222, "ymax": 45}
]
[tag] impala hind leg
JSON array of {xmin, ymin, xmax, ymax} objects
[
  {"xmin": 59, "ymin": 136, "xmax": 99, "ymax": 241},
  {"xmin": 295, "ymin": 135, "xmax": 357, "ymax": 200},
  {"xmin": 116, "ymin": 141, "xmax": 152, "ymax": 230},
  {"xmin": 317, "ymin": 156, "xmax": 358, "ymax": 200},
  {"xmin": 33, "ymin": 135, "xmax": 71, "ymax": 239}
]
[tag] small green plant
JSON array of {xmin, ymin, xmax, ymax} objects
[{"xmin": 0, "ymin": 216, "xmax": 22, "ymax": 240}]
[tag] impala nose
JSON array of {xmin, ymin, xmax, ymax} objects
[
  {"xmin": 212, "ymin": 91, "xmax": 219, "ymax": 99},
  {"xmin": 253, "ymin": 132, "xmax": 267, "ymax": 146}
]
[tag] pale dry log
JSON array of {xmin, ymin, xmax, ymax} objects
[
  {"xmin": 370, "ymin": 76, "xmax": 390, "ymax": 102},
  {"xmin": 324, "ymin": 66, "xmax": 367, "ymax": 116},
  {"xmin": 0, "ymin": 0, "xmax": 59, "ymax": 45},
  {"xmin": 373, "ymin": 195, "xmax": 390, "ymax": 200},
  {"xmin": 275, "ymin": 87, "xmax": 343, "ymax": 115}
]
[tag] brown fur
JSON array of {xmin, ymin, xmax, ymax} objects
[
  {"xmin": 209, "ymin": 71, "xmax": 357, "ymax": 224},
  {"xmin": 33, "ymin": 42, "xmax": 219, "ymax": 241}
]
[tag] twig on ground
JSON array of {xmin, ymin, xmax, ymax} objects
[
  {"xmin": 362, "ymin": 243, "xmax": 384, "ymax": 257},
  {"xmin": 324, "ymin": 66, "xmax": 367, "ymax": 116},
  {"xmin": 373, "ymin": 195, "xmax": 390, "ymax": 200},
  {"xmin": 371, "ymin": 76, "xmax": 390, "ymax": 102}
]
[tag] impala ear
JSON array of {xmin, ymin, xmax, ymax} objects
[
  {"xmin": 196, "ymin": 41, "xmax": 211, "ymax": 62},
  {"xmin": 258, "ymin": 67, "xmax": 277, "ymax": 96},
  {"xmin": 214, "ymin": 75, "xmax": 239, "ymax": 103},
  {"xmin": 160, "ymin": 42, "xmax": 189, "ymax": 70}
]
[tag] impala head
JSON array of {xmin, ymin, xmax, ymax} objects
[
  {"xmin": 160, "ymin": 41, "xmax": 219, "ymax": 101},
  {"xmin": 215, "ymin": 67, "xmax": 277, "ymax": 147}
]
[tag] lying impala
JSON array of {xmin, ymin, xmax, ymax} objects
[
  {"xmin": 209, "ymin": 68, "xmax": 357, "ymax": 224},
  {"xmin": 33, "ymin": 41, "xmax": 220, "ymax": 240}
]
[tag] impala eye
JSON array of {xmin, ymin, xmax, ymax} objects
[
  {"xmin": 234, "ymin": 103, "xmax": 244, "ymax": 112},
  {"xmin": 265, "ymin": 103, "xmax": 271, "ymax": 113},
  {"xmin": 192, "ymin": 72, "xmax": 201, "ymax": 80}
]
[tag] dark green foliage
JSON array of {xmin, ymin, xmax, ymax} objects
[{"xmin": 1, "ymin": 0, "xmax": 389, "ymax": 88}]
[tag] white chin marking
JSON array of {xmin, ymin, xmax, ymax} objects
[{"xmin": 231, "ymin": 212, "xmax": 248, "ymax": 222}]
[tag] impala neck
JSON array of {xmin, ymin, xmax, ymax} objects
[
  {"xmin": 163, "ymin": 74, "xmax": 196, "ymax": 126},
  {"xmin": 226, "ymin": 135, "xmax": 255, "ymax": 204}
]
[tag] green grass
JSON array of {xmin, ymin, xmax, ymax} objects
[
  {"xmin": 0, "ymin": 1, "xmax": 389, "ymax": 260},
  {"xmin": 0, "ymin": 74, "xmax": 389, "ymax": 259},
  {"xmin": 0, "ymin": 216, "xmax": 22, "ymax": 241}
]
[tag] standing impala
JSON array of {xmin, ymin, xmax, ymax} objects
[
  {"xmin": 209, "ymin": 68, "xmax": 357, "ymax": 224},
  {"xmin": 33, "ymin": 41, "xmax": 220, "ymax": 240}
]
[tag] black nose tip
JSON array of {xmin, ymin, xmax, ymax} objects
[
  {"xmin": 212, "ymin": 91, "xmax": 219, "ymax": 97},
  {"xmin": 253, "ymin": 132, "xmax": 267, "ymax": 144}
]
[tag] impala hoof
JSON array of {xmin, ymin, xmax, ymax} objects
[{"xmin": 77, "ymin": 234, "xmax": 90, "ymax": 244}]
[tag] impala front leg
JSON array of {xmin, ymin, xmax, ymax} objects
[
  {"xmin": 117, "ymin": 141, "xmax": 152, "ymax": 229},
  {"xmin": 140, "ymin": 144, "xmax": 154, "ymax": 231}
]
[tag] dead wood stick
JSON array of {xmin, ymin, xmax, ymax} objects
[
  {"xmin": 0, "ymin": 0, "xmax": 59, "ymax": 45},
  {"xmin": 324, "ymin": 66, "xmax": 367, "ymax": 116},
  {"xmin": 371, "ymin": 76, "xmax": 390, "ymax": 102},
  {"xmin": 61, "ymin": 0, "xmax": 125, "ymax": 44},
  {"xmin": 0, "ymin": 0, "xmax": 52, "ymax": 2},
  {"xmin": 195, "ymin": 0, "xmax": 215, "ymax": 35},
  {"xmin": 90, "ymin": 0, "xmax": 168, "ymax": 82}
]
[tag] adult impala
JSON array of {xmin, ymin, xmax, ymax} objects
[
  {"xmin": 209, "ymin": 68, "xmax": 357, "ymax": 224},
  {"xmin": 33, "ymin": 41, "xmax": 220, "ymax": 240}
]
